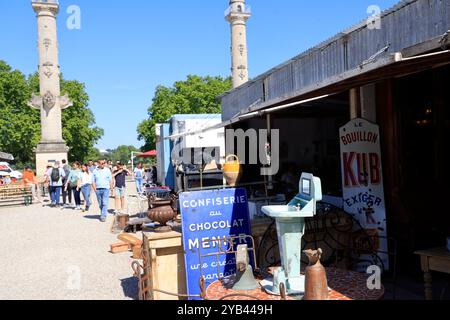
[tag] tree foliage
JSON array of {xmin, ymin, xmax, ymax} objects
[
  {"xmin": 0, "ymin": 60, "xmax": 103, "ymax": 166},
  {"xmin": 108, "ymin": 145, "xmax": 140, "ymax": 164},
  {"xmin": 137, "ymin": 75, "xmax": 232, "ymax": 150}
]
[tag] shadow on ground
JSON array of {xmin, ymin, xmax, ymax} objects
[{"xmin": 83, "ymin": 215, "xmax": 101, "ymax": 220}]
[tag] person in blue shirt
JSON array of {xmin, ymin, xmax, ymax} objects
[
  {"xmin": 133, "ymin": 162, "xmax": 144, "ymax": 194},
  {"xmin": 92, "ymin": 160, "xmax": 113, "ymax": 222}
]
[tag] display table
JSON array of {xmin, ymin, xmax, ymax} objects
[
  {"xmin": 205, "ymin": 267, "xmax": 384, "ymax": 300},
  {"xmin": 414, "ymin": 247, "xmax": 450, "ymax": 300}
]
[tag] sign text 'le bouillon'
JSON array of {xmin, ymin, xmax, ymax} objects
[
  {"xmin": 339, "ymin": 118, "xmax": 389, "ymax": 270},
  {"xmin": 180, "ymin": 188, "xmax": 252, "ymax": 299}
]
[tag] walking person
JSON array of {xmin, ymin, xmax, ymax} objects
[
  {"xmin": 92, "ymin": 160, "xmax": 113, "ymax": 222},
  {"xmin": 113, "ymin": 162, "xmax": 131, "ymax": 214},
  {"xmin": 45, "ymin": 161, "xmax": 66, "ymax": 207},
  {"xmin": 151, "ymin": 165, "xmax": 157, "ymax": 184},
  {"xmin": 79, "ymin": 163, "xmax": 93, "ymax": 212},
  {"xmin": 65, "ymin": 162, "xmax": 82, "ymax": 210},
  {"xmin": 88, "ymin": 160, "xmax": 96, "ymax": 173},
  {"xmin": 133, "ymin": 162, "xmax": 144, "ymax": 194},
  {"xmin": 61, "ymin": 159, "xmax": 71, "ymax": 207}
]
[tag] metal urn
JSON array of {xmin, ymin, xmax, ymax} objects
[
  {"xmin": 147, "ymin": 193, "xmax": 177, "ymax": 233},
  {"xmin": 303, "ymin": 248, "xmax": 329, "ymax": 300}
]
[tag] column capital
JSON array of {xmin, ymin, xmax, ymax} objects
[
  {"xmin": 225, "ymin": 12, "xmax": 251, "ymax": 23},
  {"xmin": 32, "ymin": 1, "xmax": 59, "ymax": 16}
]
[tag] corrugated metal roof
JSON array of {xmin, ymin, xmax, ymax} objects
[{"xmin": 220, "ymin": 0, "xmax": 450, "ymax": 121}]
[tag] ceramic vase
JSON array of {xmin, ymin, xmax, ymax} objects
[{"xmin": 223, "ymin": 154, "xmax": 241, "ymax": 187}]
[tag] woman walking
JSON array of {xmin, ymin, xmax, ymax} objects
[
  {"xmin": 65, "ymin": 162, "xmax": 82, "ymax": 210},
  {"xmin": 133, "ymin": 162, "xmax": 144, "ymax": 194},
  {"xmin": 79, "ymin": 163, "xmax": 93, "ymax": 212}
]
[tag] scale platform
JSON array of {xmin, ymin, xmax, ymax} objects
[{"xmin": 260, "ymin": 275, "xmax": 305, "ymax": 297}]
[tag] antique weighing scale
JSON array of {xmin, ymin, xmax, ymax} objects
[{"xmin": 261, "ymin": 172, "xmax": 322, "ymax": 296}]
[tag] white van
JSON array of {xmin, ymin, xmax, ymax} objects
[{"xmin": 0, "ymin": 162, "xmax": 23, "ymax": 180}]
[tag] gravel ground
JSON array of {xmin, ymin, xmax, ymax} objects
[{"xmin": 0, "ymin": 186, "xmax": 141, "ymax": 300}]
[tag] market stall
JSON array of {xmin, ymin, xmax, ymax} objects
[{"xmin": 128, "ymin": 168, "xmax": 387, "ymax": 300}]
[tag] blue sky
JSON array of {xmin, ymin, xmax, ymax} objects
[{"xmin": 0, "ymin": 0, "xmax": 398, "ymax": 150}]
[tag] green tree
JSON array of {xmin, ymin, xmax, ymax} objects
[
  {"xmin": 0, "ymin": 60, "xmax": 103, "ymax": 165},
  {"xmin": 84, "ymin": 147, "xmax": 102, "ymax": 163},
  {"xmin": 0, "ymin": 61, "xmax": 40, "ymax": 166},
  {"xmin": 109, "ymin": 145, "xmax": 140, "ymax": 164},
  {"xmin": 137, "ymin": 75, "xmax": 232, "ymax": 150}
]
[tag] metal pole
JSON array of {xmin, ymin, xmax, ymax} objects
[
  {"xmin": 266, "ymin": 114, "xmax": 273, "ymax": 190},
  {"xmin": 131, "ymin": 151, "xmax": 135, "ymax": 173}
]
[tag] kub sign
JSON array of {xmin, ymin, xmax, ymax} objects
[
  {"xmin": 339, "ymin": 118, "xmax": 389, "ymax": 270},
  {"xmin": 180, "ymin": 188, "xmax": 252, "ymax": 299}
]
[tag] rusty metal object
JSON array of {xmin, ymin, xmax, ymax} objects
[
  {"xmin": 303, "ymin": 248, "xmax": 329, "ymax": 300},
  {"xmin": 279, "ymin": 282, "xmax": 287, "ymax": 300},
  {"xmin": 147, "ymin": 193, "xmax": 177, "ymax": 233}
]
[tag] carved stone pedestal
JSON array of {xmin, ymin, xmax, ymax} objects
[{"xmin": 35, "ymin": 141, "xmax": 68, "ymax": 177}]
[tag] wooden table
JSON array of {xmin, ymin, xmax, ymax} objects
[
  {"xmin": 205, "ymin": 267, "xmax": 384, "ymax": 300},
  {"xmin": 415, "ymin": 247, "xmax": 450, "ymax": 300}
]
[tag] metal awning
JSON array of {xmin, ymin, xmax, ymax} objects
[
  {"xmin": 165, "ymin": 49, "xmax": 450, "ymax": 140},
  {"xmin": 0, "ymin": 152, "xmax": 14, "ymax": 161}
]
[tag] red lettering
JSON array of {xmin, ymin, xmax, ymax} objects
[
  {"xmin": 369, "ymin": 153, "xmax": 381, "ymax": 184},
  {"xmin": 357, "ymin": 153, "xmax": 369, "ymax": 186},
  {"xmin": 343, "ymin": 152, "xmax": 358, "ymax": 187}
]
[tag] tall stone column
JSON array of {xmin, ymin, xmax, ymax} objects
[
  {"xmin": 29, "ymin": 0, "xmax": 72, "ymax": 175},
  {"xmin": 225, "ymin": 0, "xmax": 251, "ymax": 88}
]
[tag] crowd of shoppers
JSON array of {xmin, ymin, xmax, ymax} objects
[{"xmin": 32, "ymin": 159, "xmax": 155, "ymax": 223}]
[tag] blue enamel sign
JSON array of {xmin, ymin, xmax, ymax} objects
[{"xmin": 180, "ymin": 188, "xmax": 252, "ymax": 299}]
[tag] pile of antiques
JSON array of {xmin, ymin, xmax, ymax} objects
[
  {"xmin": 130, "ymin": 172, "xmax": 387, "ymax": 300},
  {"xmin": 174, "ymin": 148, "xmax": 224, "ymax": 192}
]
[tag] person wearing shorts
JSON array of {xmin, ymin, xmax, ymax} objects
[{"xmin": 112, "ymin": 162, "xmax": 131, "ymax": 214}]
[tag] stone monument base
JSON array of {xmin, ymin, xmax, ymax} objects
[{"xmin": 35, "ymin": 141, "xmax": 69, "ymax": 177}]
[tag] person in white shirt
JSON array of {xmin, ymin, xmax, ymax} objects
[
  {"xmin": 79, "ymin": 163, "xmax": 93, "ymax": 212},
  {"xmin": 133, "ymin": 162, "xmax": 144, "ymax": 194}
]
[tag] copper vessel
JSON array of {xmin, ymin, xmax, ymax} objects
[
  {"xmin": 303, "ymin": 248, "xmax": 329, "ymax": 300},
  {"xmin": 147, "ymin": 193, "xmax": 177, "ymax": 233}
]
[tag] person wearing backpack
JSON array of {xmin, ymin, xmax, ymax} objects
[
  {"xmin": 45, "ymin": 161, "xmax": 66, "ymax": 207},
  {"xmin": 65, "ymin": 162, "xmax": 82, "ymax": 210},
  {"xmin": 61, "ymin": 159, "xmax": 71, "ymax": 207}
]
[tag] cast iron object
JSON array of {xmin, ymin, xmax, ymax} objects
[
  {"xmin": 147, "ymin": 193, "xmax": 177, "ymax": 233},
  {"xmin": 303, "ymin": 248, "xmax": 329, "ymax": 300}
]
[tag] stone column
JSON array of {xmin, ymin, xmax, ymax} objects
[
  {"xmin": 29, "ymin": 1, "xmax": 72, "ymax": 175},
  {"xmin": 225, "ymin": 0, "xmax": 251, "ymax": 88}
]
